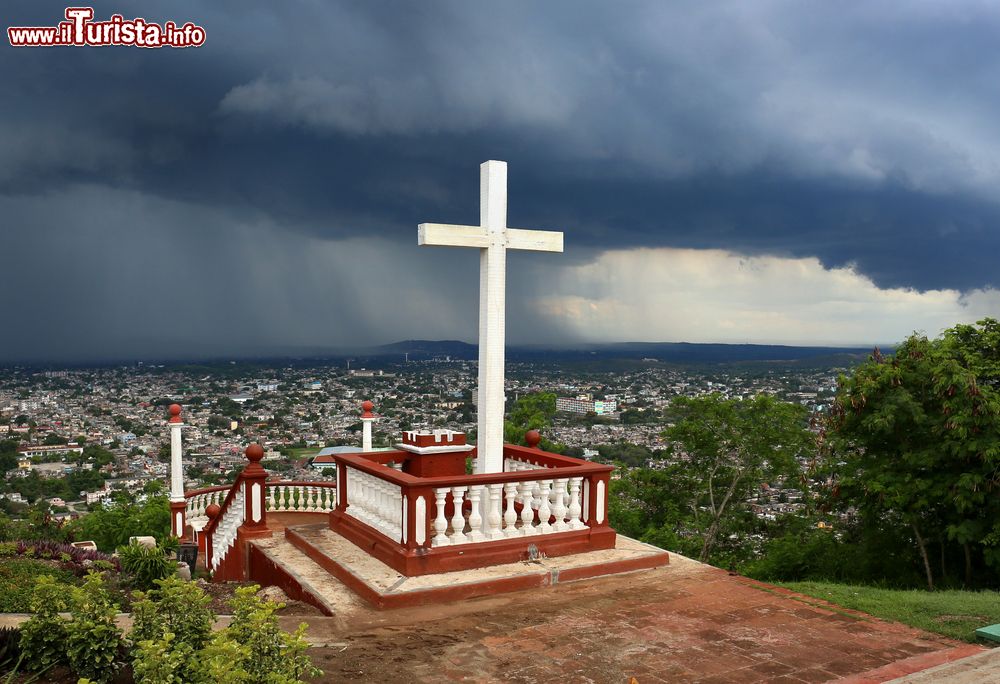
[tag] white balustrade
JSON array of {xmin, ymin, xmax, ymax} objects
[
  {"xmin": 210, "ymin": 489, "xmax": 245, "ymax": 570},
  {"xmin": 260, "ymin": 483, "xmax": 335, "ymax": 513},
  {"xmin": 344, "ymin": 466, "xmax": 403, "ymax": 542},
  {"xmin": 198, "ymin": 466, "xmax": 599, "ymax": 556},
  {"xmin": 426, "ymin": 473, "xmax": 604, "ymax": 546},
  {"xmin": 185, "ymin": 488, "xmax": 226, "ymax": 520}
]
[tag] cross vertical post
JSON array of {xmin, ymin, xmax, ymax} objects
[
  {"xmin": 478, "ymin": 160, "xmax": 507, "ymax": 475},
  {"xmin": 418, "ymin": 160, "xmax": 563, "ymax": 475}
]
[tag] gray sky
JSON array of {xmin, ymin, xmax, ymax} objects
[{"xmin": 2, "ymin": 1, "xmax": 999, "ymax": 361}]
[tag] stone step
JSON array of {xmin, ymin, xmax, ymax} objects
[
  {"xmin": 283, "ymin": 523, "xmax": 669, "ymax": 609},
  {"xmin": 249, "ymin": 534, "xmax": 366, "ymax": 621}
]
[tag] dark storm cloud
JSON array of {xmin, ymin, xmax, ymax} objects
[{"xmin": 1, "ymin": 0, "xmax": 998, "ymax": 360}]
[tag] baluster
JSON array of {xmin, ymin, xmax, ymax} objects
[
  {"xmin": 376, "ymin": 480, "xmax": 388, "ymax": 533},
  {"xmin": 394, "ymin": 486, "xmax": 403, "ymax": 540},
  {"xmin": 467, "ymin": 485, "xmax": 486, "ymax": 542},
  {"xmin": 503, "ymin": 482, "xmax": 521, "ymax": 537},
  {"xmin": 432, "ymin": 488, "xmax": 450, "ymax": 546},
  {"xmin": 355, "ymin": 474, "xmax": 366, "ymax": 520},
  {"xmin": 382, "ymin": 480, "xmax": 393, "ymax": 533},
  {"xmin": 552, "ymin": 479, "xmax": 569, "ymax": 532},
  {"xmin": 486, "ymin": 484, "xmax": 504, "ymax": 540},
  {"xmin": 450, "ymin": 486, "xmax": 468, "ymax": 544},
  {"xmin": 365, "ymin": 475, "xmax": 375, "ymax": 525},
  {"xmin": 537, "ymin": 480, "xmax": 553, "ymax": 534},
  {"xmin": 567, "ymin": 477, "xmax": 585, "ymax": 530},
  {"xmin": 531, "ymin": 478, "xmax": 542, "ymax": 509},
  {"xmin": 358, "ymin": 475, "xmax": 370, "ymax": 523},
  {"xmin": 519, "ymin": 480, "xmax": 538, "ymax": 535}
]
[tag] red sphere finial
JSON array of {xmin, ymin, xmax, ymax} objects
[
  {"xmin": 168, "ymin": 404, "xmax": 182, "ymax": 423},
  {"xmin": 245, "ymin": 443, "xmax": 264, "ymax": 463},
  {"xmin": 525, "ymin": 430, "xmax": 542, "ymax": 448},
  {"xmin": 206, "ymin": 503, "xmax": 222, "ymax": 519},
  {"xmin": 361, "ymin": 400, "xmax": 374, "ymax": 418}
]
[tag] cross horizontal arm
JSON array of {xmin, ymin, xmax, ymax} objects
[
  {"xmin": 505, "ymin": 228, "xmax": 563, "ymax": 253},
  {"xmin": 418, "ymin": 223, "xmax": 490, "ymax": 249}
]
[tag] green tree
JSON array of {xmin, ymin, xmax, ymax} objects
[
  {"xmin": 67, "ymin": 492, "xmax": 171, "ymax": 551},
  {"xmin": 503, "ymin": 392, "xmax": 557, "ymax": 445},
  {"xmin": 664, "ymin": 393, "xmax": 811, "ymax": 563},
  {"xmin": 0, "ymin": 439, "xmax": 18, "ymax": 474},
  {"xmin": 827, "ymin": 319, "xmax": 1000, "ymax": 589}
]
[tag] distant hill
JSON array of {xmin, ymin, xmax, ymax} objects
[{"xmin": 369, "ymin": 339, "xmax": 880, "ymax": 365}]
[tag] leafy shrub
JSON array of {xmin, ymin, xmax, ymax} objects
[
  {"xmin": 0, "ymin": 541, "xmax": 16, "ymax": 557},
  {"xmin": 132, "ymin": 583, "xmax": 320, "ymax": 684},
  {"xmin": 64, "ymin": 572, "xmax": 125, "ymax": 683},
  {"xmin": 228, "ymin": 585, "xmax": 321, "ymax": 683},
  {"xmin": 131, "ymin": 577, "xmax": 215, "ymax": 650},
  {"xmin": 118, "ymin": 542, "xmax": 173, "ymax": 590},
  {"xmin": 132, "ymin": 632, "xmax": 194, "ymax": 684},
  {"xmin": 20, "ymin": 575, "xmax": 71, "ymax": 671},
  {"xmin": 159, "ymin": 535, "xmax": 180, "ymax": 556},
  {"xmin": 0, "ymin": 558, "xmax": 77, "ymax": 612},
  {"xmin": 187, "ymin": 631, "xmax": 251, "ymax": 684}
]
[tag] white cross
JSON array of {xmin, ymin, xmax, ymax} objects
[{"xmin": 418, "ymin": 160, "xmax": 563, "ymax": 474}]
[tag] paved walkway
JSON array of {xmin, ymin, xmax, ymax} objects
[
  {"xmin": 294, "ymin": 554, "xmax": 987, "ymax": 683},
  {"xmin": 888, "ymin": 648, "xmax": 1000, "ymax": 683},
  {"xmin": 2, "ymin": 552, "xmax": 992, "ymax": 682}
]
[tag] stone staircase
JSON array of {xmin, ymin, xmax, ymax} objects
[{"xmin": 248, "ymin": 523, "xmax": 669, "ymax": 611}]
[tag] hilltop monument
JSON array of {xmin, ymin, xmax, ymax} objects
[{"xmin": 418, "ymin": 160, "xmax": 563, "ymax": 474}]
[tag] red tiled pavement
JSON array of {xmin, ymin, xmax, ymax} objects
[{"xmin": 302, "ymin": 554, "xmax": 985, "ymax": 683}]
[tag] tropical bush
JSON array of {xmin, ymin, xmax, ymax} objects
[
  {"xmin": 118, "ymin": 541, "xmax": 174, "ymax": 591},
  {"xmin": 66, "ymin": 492, "xmax": 171, "ymax": 551},
  {"xmin": 0, "ymin": 558, "xmax": 78, "ymax": 612},
  {"xmin": 64, "ymin": 573, "xmax": 125, "ymax": 682},
  {"xmin": 129, "ymin": 581, "xmax": 321, "ymax": 684},
  {"xmin": 19, "ymin": 574, "xmax": 72, "ymax": 672}
]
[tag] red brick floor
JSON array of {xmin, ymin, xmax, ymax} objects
[{"xmin": 302, "ymin": 554, "xmax": 984, "ymax": 683}]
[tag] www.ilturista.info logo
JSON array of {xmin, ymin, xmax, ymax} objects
[{"xmin": 8, "ymin": 7, "xmax": 206, "ymax": 48}]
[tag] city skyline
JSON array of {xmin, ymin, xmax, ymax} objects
[{"xmin": 3, "ymin": 1, "xmax": 999, "ymax": 361}]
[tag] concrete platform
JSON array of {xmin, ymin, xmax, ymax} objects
[
  {"xmin": 294, "ymin": 553, "xmax": 987, "ymax": 683},
  {"xmin": 252, "ymin": 523, "xmax": 669, "ymax": 609}
]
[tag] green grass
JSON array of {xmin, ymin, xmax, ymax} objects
[
  {"xmin": 283, "ymin": 447, "xmax": 320, "ymax": 460},
  {"xmin": 0, "ymin": 559, "xmax": 78, "ymax": 612},
  {"xmin": 778, "ymin": 581, "xmax": 1000, "ymax": 643}
]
